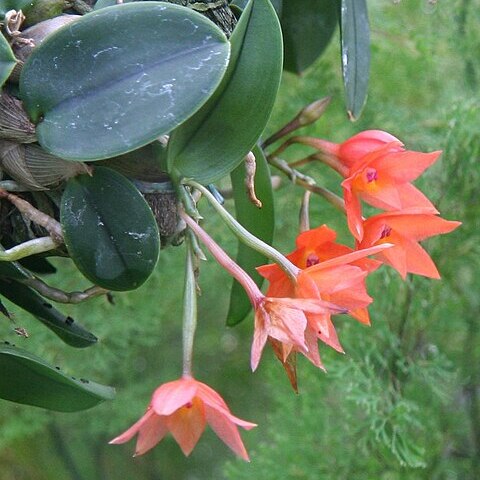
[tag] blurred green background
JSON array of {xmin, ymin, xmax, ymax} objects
[{"xmin": 1, "ymin": 0, "xmax": 479, "ymax": 479}]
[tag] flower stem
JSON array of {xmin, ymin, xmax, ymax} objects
[
  {"xmin": 182, "ymin": 238, "xmax": 198, "ymax": 377},
  {"xmin": 262, "ymin": 97, "xmax": 331, "ymax": 149},
  {"xmin": 289, "ymin": 152, "xmax": 349, "ymax": 177},
  {"xmin": 182, "ymin": 179, "xmax": 299, "ymax": 284},
  {"xmin": 268, "ymin": 156, "xmax": 346, "ymax": 214},
  {"xmin": 180, "ymin": 211, "xmax": 263, "ymax": 307}
]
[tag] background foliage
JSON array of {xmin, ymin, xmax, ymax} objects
[{"xmin": 1, "ymin": 0, "xmax": 479, "ymax": 479}]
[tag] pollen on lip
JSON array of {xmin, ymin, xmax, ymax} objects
[
  {"xmin": 380, "ymin": 225, "xmax": 392, "ymax": 239},
  {"xmin": 306, "ymin": 253, "xmax": 320, "ymax": 267},
  {"xmin": 366, "ymin": 168, "xmax": 378, "ymax": 183}
]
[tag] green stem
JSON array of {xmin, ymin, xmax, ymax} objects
[
  {"xmin": 182, "ymin": 238, "xmax": 198, "ymax": 377},
  {"xmin": 183, "ymin": 179, "xmax": 299, "ymax": 284},
  {"xmin": 175, "ymin": 183, "xmax": 201, "ymax": 220},
  {"xmin": 0, "ymin": 237, "xmax": 58, "ymax": 261},
  {"xmin": 269, "ymin": 156, "xmax": 346, "ymax": 213}
]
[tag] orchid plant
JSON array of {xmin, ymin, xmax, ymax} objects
[{"xmin": 0, "ymin": 0, "xmax": 460, "ymax": 463}]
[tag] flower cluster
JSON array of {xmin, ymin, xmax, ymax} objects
[
  {"xmin": 314, "ymin": 130, "xmax": 461, "ymax": 278},
  {"xmin": 112, "ymin": 131, "xmax": 460, "ymax": 461}
]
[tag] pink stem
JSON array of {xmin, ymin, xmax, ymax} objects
[{"xmin": 181, "ymin": 212, "xmax": 263, "ymax": 308}]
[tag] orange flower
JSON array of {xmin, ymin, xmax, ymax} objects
[
  {"xmin": 181, "ymin": 211, "xmax": 346, "ymax": 372},
  {"xmin": 357, "ymin": 209, "xmax": 461, "ymax": 279},
  {"xmin": 251, "ymin": 295, "xmax": 345, "ymax": 371},
  {"xmin": 312, "ymin": 130, "xmax": 404, "ymax": 169},
  {"xmin": 259, "ymin": 226, "xmax": 380, "ymax": 316},
  {"xmin": 341, "ymin": 143, "xmax": 441, "ymax": 240},
  {"xmin": 258, "ymin": 231, "xmax": 390, "ymax": 354},
  {"xmin": 110, "ymin": 376, "xmax": 256, "ymax": 460}
]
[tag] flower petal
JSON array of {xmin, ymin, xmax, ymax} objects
[
  {"xmin": 307, "ymin": 313, "xmax": 343, "ymax": 353},
  {"xmin": 152, "ymin": 378, "xmax": 197, "ymax": 416},
  {"xmin": 342, "ymin": 179, "xmax": 364, "ymax": 241},
  {"xmin": 295, "ymin": 225, "xmax": 337, "ymax": 249},
  {"xmin": 251, "ymin": 309, "xmax": 269, "ymax": 371},
  {"xmin": 350, "ymin": 307, "xmax": 370, "ymax": 325},
  {"xmin": 378, "ymin": 241, "xmax": 408, "ymax": 279},
  {"xmin": 306, "ymin": 244, "xmax": 393, "ymax": 272},
  {"xmin": 109, "ymin": 408, "xmax": 156, "ymax": 446},
  {"xmin": 134, "ymin": 415, "xmax": 169, "ymax": 456},
  {"xmin": 197, "ymin": 383, "xmax": 257, "ymax": 430},
  {"xmin": 360, "ymin": 183, "xmax": 402, "ymax": 211},
  {"xmin": 204, "ymin": 406, "xmax": 253, "ymax": 461},
  {"xmin": 403, "ymin": 236, "xmax": 441, "ymax": 279},
  {"xmin": 396, "ymin": 183, "xmax": 438, "ymax": 212},
  {"xmin": 376, "ymin": 150, "xmax": 441, "ymax": 183},
  {"xmin": 380, "ymin": 213, "xmax": 461, "ymax": 241},
  {"xmin": 166, "ymin": 398, "xmax": 206, "ymax": 456},
  {"xmin": 303, "ymin": 326, "xmax": 326, "ymax": 368}
]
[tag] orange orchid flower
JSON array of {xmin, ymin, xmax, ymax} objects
[
  {"xmin": 251, "ymin": 295, "xmax": 346, "ymax": 371},
  {"xmin": 309, "ymin": 129, "xmax": 404, "ymax": 169},
  {"xmin": 258, "ymin": 225, "xmax": 381, "ymax": 328},
  {"xmin": 258, "ymin": 231, "xmax": 391, "ymax": 355},
  {"xmin": 341, "ymin": 142, "xmax": 441, "ymax": 240},
  {"xmin": 357, "ymin": 209, "xmax": 461, "ymax": 279},
  {"xmin": 181, "ymin": 213, "xmax": 347, "ymax": 372},
  {"xmin": 110, "ymin": 376, "xmax": 256, "ymax": 459}
]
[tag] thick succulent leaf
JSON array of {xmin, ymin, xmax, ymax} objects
[
  {"xmin": 339, "ymin": 0, "xmax": 370, "ymax": 120},
  {"xmin": 226, "ymin": 145, "xmax": 274, "ymax": 326},
  {"xmin": 0, "ymin": 342, "xmax": 114, "ymax": 411},
  {"xmin": 20, "ymin": 2, "xmax": 230, "ymax": 161},
  {"xmin": 0, "ymin": 33, "xmax": 16, "ymax": 87},
  {"xmin": 282, "ymin": 0, "xmax": 337, "ymax": 74},
  {"xmin": 61, "ymin": 167, "xmax": 160, "ymax": 291},
  {"xmin": 231, "ymin": 0, "xmax": 281, "ymax": 14},
  {"xmin": 0, "ymin": 257, "xmax": 31, "ymax": 281},
  {"xmin": 0, "ymin": 278, "xmax": 98, "ymax": 348},
  {"xmin": 18, "ymin": 256, "xmax": 57, "ymax": 275},
  {"xmin": 168, "ymin": 0, "xmax": 283, "ymax": 184},
  {"xmin": 0, "ymin": 298, "xmax": 10, "ymax": 318},
  {"xmin": 97, "ymin": 141, "xmax": 169, "ymax": 182}
]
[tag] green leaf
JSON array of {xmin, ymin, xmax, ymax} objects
[
  {"xmin": 0, "ymin": 257, "xmax": 30, "ymax": 281},
  {"xmin": 61, "ymin": 167, "xmax": 160, "ymax": 291},
  {"xmin": 339, "ymin": 0, "xmax": 370, "ymax": 120},
  {"xmin": 0, "ymin": 278, "xmax": 98, "ymax": 348},
  {"xmin": 0, "ymin": 0, "xmax": 35, "ymax": 17},
  {"xmin": 282, "ymin": 0, "xmax": 337, "ymax": 74},
  {"xmin": 0, "ymin": 342, "xmax": 114, "ymax": 411},
  {"xmin": 20, "ymin": 2, "xmax": 230, "ymax": 161},
  {"xmin": 97, "ymin": 141, "xmax": 169, "ymax": 182},
  {"xmin": 168, "ymin": 0, "xmax": 283, "ymax": 184},
  {"xmin": 0, "ymin": 32, "xmax": 16, "ymax": 88},
  {"xmin": 18, "ymin": 256, "xmax": 57, "ymax": 275},
  {"xmin": 226, "ymin": 145, "xmax": 274, "ymax": 326},
  {"xmin": 231, "ymin": 0, "xmax": 281, "ymax": 14}
]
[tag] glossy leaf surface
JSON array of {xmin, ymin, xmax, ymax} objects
[
  {"xmin": 226, "ymin": 145, "xmax": 274, "ymax": 325},
  {"xmin": 61, "ymin": 167, "xmax": 160, "ymax": 291},
  {"xmin": 168, "ymin": 0, "xmax": 283, "ymax": 184},
  {"xmin": 20, "ymin": 3, "xmax": 230, "ymax": 161},
  {"xmin": 282, "ymin": 0, "xmax": 337, "ymax": 74},
  {"xmin": 0, "ymin": 258, "xmax": 30, "ymax": 281},
  {"xmin": 0, "ymin": 342, "xmax": 114, "ymax": 411},
  {"xmin": 0, "ymin": 278, "xmax": 98, "ymax": 348},
  {"xmin": 18, "ymin": 256, "xmax": 57, "ymax": 274},
  {"xmin": 0, "ymin": 33, "xmax": 16, "ymax": 87},
  {"xmin": 340, "ymin": 0, "xmax": 370, "ymax": 120}
]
